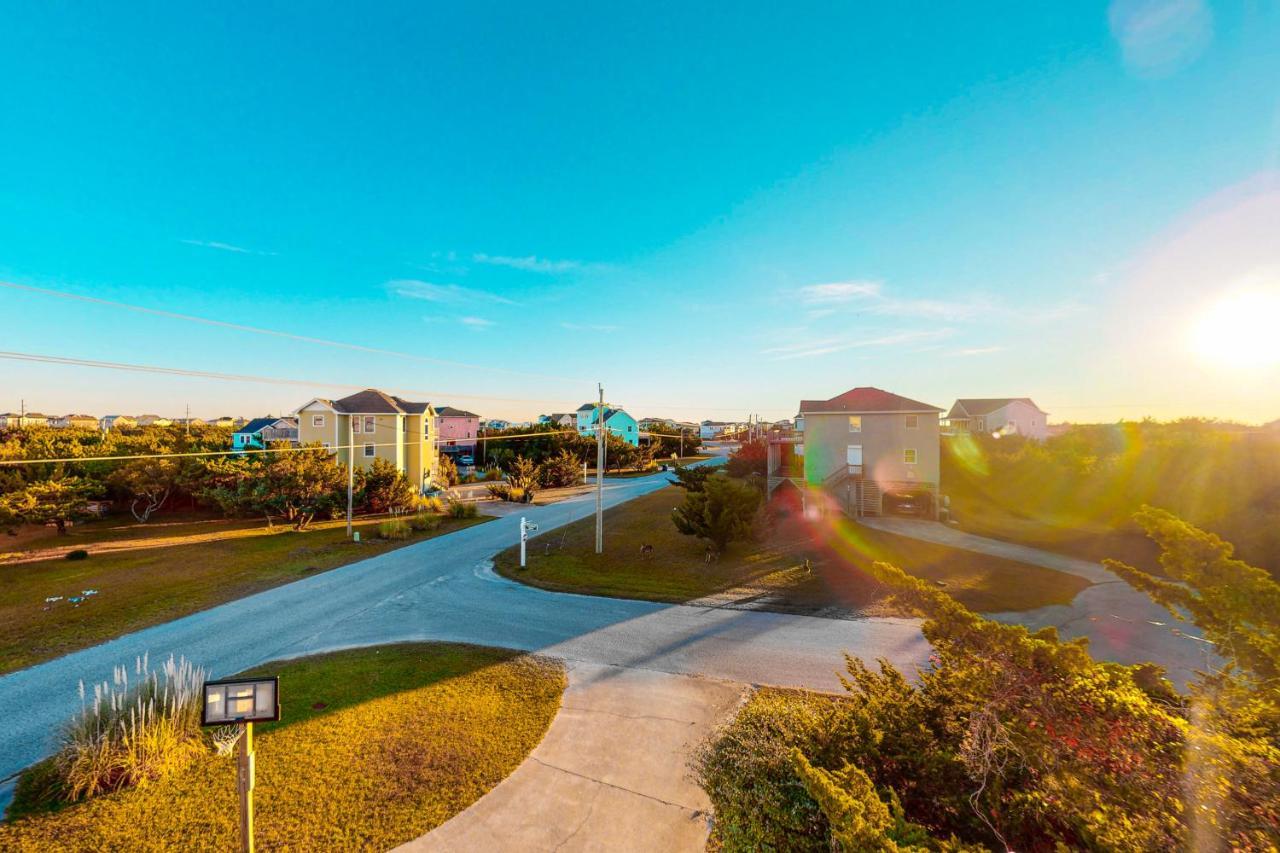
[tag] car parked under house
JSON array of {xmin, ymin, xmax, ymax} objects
[{"xmin": 767, "ymin": 386, "xmax": 943, "ymax": 518}]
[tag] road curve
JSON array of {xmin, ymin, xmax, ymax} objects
[{"xmin": 0, "ymin": 469, "xmax": 929, "ymax": 807}]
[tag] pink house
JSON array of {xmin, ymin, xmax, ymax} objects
[{"xmin": 435, "ymin": 406, "xmax": 480, "ymax": 456}]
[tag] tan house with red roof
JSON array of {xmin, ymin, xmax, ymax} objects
[
  {"xmin": 768, "ymin": 386, "xmax": 943, "ymax": 517},
  {"xmin": 294, "ymin": 389, "xmax": 439, "ymax": 492}
]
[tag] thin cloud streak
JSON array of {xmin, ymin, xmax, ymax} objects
[
  {"xmin": 949, "ymin": 345, "xmax": 1007, "ymax": 357},
  {"xmin": 762, "ymin": 328, "xmax": 953, "ymax": 360},
  {"xmin": 389, "ymin": 279, "xmax": 517, "ymax": 305},
  {"xmin": 181, "ymin": 239, "xmax": 277, "ymax": 256},
  {"xmin": 460, "ymin": 316, "xmax": 495, "ymax": 329},
  {"xmin": 473, "ymin": 253, "xmax": 587, "ymax": 273}
]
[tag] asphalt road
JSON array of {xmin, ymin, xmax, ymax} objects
[{"xmin": 0, "ymin": 468, "xmax": 929, "ymax": 802}]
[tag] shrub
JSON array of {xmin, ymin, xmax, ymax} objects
[
  {"xmin": 421, "ymin": 495, "xmax": 446, "ymax": 514},
  {"xmin": 65, "ymin": 549, "xmax": 89, "ymax": 561},
  {"xmin": 376, "ymin": 519, "xmax": 411, "ymax": 540},
  {"xmin": 671, "ymin": 473, "xmax": 760, "ymax": 550},
  {"xmin": 437, "ymin": 453, "xmax": 459, "ymax": 486},
  {"xmin": 538, "ymin": 450, "xmax": 584, "ymax": 488},
  {"xmin": 447, "ymin": 500, "xmax": 478, "ymax": 519},
  {"xmin": 407, "ymin": 512, "xmax": 442, "ymax": 532},
  {"xmin": 668, "ymin": 464, "xmax": 714, "ymax": 492},
  {"xmin": 54, "ymin": 654, "xmax": 207, "ymax": 802},
  {"xmin": 726, "ymin": 439, "xmax": 767, "ymax": 478},
  {"xmin": 483, "ymin": 466, "xmax": 503, "ymax": 482}
]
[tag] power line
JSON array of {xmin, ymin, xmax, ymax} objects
[
  {"xmin": 0, "ymin": 280, "xmax": 588, "ymax": 383},
  {"xmin": 0, "ymin": 350, "xmax": 586, "ymax": 407}
]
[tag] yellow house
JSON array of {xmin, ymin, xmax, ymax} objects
[{"xmin": 295, "ymin": 389, "xmax": 439, "ymax": 492}]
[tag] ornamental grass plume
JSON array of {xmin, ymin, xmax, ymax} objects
[{"xmin": 57, "ymin": 653, "xmax": 208, "ymax": 802}]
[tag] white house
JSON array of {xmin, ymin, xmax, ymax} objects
[{"xmin": 945, "ymin": 398, "xmax": 1049, "ymax": 441}]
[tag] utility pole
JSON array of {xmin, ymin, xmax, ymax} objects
[
  {"xmin": 346, "ymin": 417, "xmax": 354, "ymax": 539},
  {"xmin": 185, "ymin": 404, "xmax": 191, "ymax": 437},
  {"xmin": 595, "ymin": 383, "xmax": 604, "ymax": 554}
]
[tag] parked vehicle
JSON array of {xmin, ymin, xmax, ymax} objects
[{"xmin": 458, "ymin": 454, "xmax": 474, "ymax": 467}]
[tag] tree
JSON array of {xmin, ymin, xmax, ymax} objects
[
  {"xmin": 668, "ymin": 464, "xmax": 714, "ymax": 492},
  {"xmin": 360, "ymin": 457, "xmax": 417, "ymax": 513},
  {"xmin": 256, "ymin": 445, "xmax": 347, "ymax": 529},
  {"xmin": 0, "ymin": 477, "xmax": 96, "ymax": 534},
  {"xmin": 1106, "ymin": 507, "xmax": 1280, "ymax": 847},
  {"xmin": 110, "ymin": 458, "xmax": 180, "ymax": 522},
  {"xmin": 727, "ymin": 438, "xmax": 767, "ymax": 478},
  {"xmin": 538, "ymin": 450, "xmax": 584, "ymax": 488},
  {"xmin": 438, "ymin": 453, "xmax": 460, "ymax": 486},
  {"xmin": 643, "ymin": 423, "xmax": 702, "ymax": 458},
  {"xmin": 671, "ymin": 473, "xmax": 760, "ymax": 550}
]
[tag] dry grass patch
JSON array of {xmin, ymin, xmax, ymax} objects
[{"xmin": 2, "ymin": 643, "xmax": 565, "ymax": 851}]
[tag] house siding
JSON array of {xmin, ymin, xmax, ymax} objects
[{"xmin": 800, "ymin": 411, "xmax": 940, "ymax": 488}]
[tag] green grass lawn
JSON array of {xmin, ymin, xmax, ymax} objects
[
  {"xmin": 1, "ymin": 643, "xmax": 565, "ymax": 851},
  {"xmin": 0, "ymin": 514, "xmax": 490, "ymax": 674},
  {"xmin": 495, "ymin": 486, "xmax": 1090, "ymax": 614}
]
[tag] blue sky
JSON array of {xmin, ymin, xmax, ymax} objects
[{"xmin": 2, "ymin": 1, "xmax": 1278, "ymax": 422}]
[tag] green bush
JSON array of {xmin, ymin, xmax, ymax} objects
[
  {"xmin": 376, "ymin": 519, "xmax": 411, "ymax": 540},
  {"xmin": 65, "ymin": 549, "xmax": 89, "ymax": 561},
  {"xmin": 447, "ymin": 500, "xmax": 478, "ymax": 519},
  {"xmin": 407, "ymin": 512, "xmax": 442, "ymax": 532},
  {"xmin": 695, "ymin": 689, "xmax": 855, "ymax": 851}
]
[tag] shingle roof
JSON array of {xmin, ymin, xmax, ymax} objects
[
  {"xmin": 948, "ymin": 398, "xmax": 1044, "ymax": 419},
  {"xmin": 576, "ymin": 403, "xmax": 597, "ymax": 411},
  {"xmin": 329, "ymin": 389, "xmax": 430, "ymax": 415},
  {"xmin": 799, "ymin": 387, "xmax": 943, "ymax": 414},
  {"xmin": 437, "ymin": 406, "xmax": 479, "ymax": 418},
  {"xmin": 235, "ymin": 416, "xmax": 283, "ymax": 435}
]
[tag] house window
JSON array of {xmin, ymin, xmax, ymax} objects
[
  {"xmin": 796, "ymin": 443, "xmax": 805, "ymax": 456},
  {"xmin": 905, "ymin": 415, "xmax": 918, "ymax": 429},
  {"xmin": 322, "ymin": 442, "xmax": 331, "ymax": 451},
  {"xmin": 795, "ymin": 417, "xmax": 805, "ymax": 432},
  {"xmin": 311, "ymin": 415, "xmax": 325, "ymax": 428},
  {"xmin": 848, "ymin": 416, "xmax": 861, "ymax": 432},
  {"xmin": 353, "ymin": 418, "xmax": 362, "ymax": 434},
  {"xmin": 364, "ymin": 443, "xmax": 375, "ymax": 458},
  {"xmin": 364, "ymin": 416, "xmax": 375, "ymax": 432},
  {"xmin": 974, "ymin": 418, "xmax": 985, "ymax": 431},
  {"xmin": 904, "ymin": 448, "xmax": 918, "ymax": 465}
]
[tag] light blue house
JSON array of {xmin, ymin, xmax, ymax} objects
[
  {"xmin": 232, "ymin": 416, "xmax": 298, "ymax": 452},
  {"xmin": 575, "ymin": 403, "xmax": 639, "ymax": 446}
]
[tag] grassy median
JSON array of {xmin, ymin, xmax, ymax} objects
[
  {"xmin": 0, "ymin": 514, "xmax": 490, "ymax": 674},
  {"xmin": 1, "ymin": 643, "xmax": 565, "ymax": 850},
  {"xmin": 496, "ymin": 485, "xmax": 1089, "ymax": 614}
]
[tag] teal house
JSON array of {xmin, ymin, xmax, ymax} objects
[{"xmin": 575, "ymin": 403, "xmax": 640, "ymax": 446}]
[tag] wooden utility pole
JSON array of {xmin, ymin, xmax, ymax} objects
[
  {"xmin": 595, "ymin": 384, "xmax": 604, "ymax": 554},
  {"xmin": 346, "ymin": 417, "xmax": 354, "ymax": 538}
]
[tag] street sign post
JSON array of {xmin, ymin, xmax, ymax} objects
[
  {"xmin": 520, "ymin": 517, "xmax": 538, "ymax": 567},
  {"xmin": 202, "ymin": 676, "xmax": 280, "ymax": 853}
]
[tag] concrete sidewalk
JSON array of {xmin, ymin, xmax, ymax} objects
[
  {"xmin": 857, "ymin": 517, "xmax": 1219, "ymax": 686},
  {"xmin": 401, "ymin": 662, "xmax": 743, "ymax": 852}
]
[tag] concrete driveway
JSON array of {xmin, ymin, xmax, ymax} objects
[
  {"xmin": 857, "ymin": 517, "xmax": 1219, "ymax": 687},
  {"xmin": 0, "ymin": 468, "xmax": 929, "ymax": 841}
]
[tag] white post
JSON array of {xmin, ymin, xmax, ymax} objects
[{"xmin": 517, "ymin": 514, "xmax": 527, "ymax": 568}]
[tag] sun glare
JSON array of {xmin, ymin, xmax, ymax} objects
[{"xmin": 1190, "ymin": 288, "xmax": 1280, "ymax": 369}]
